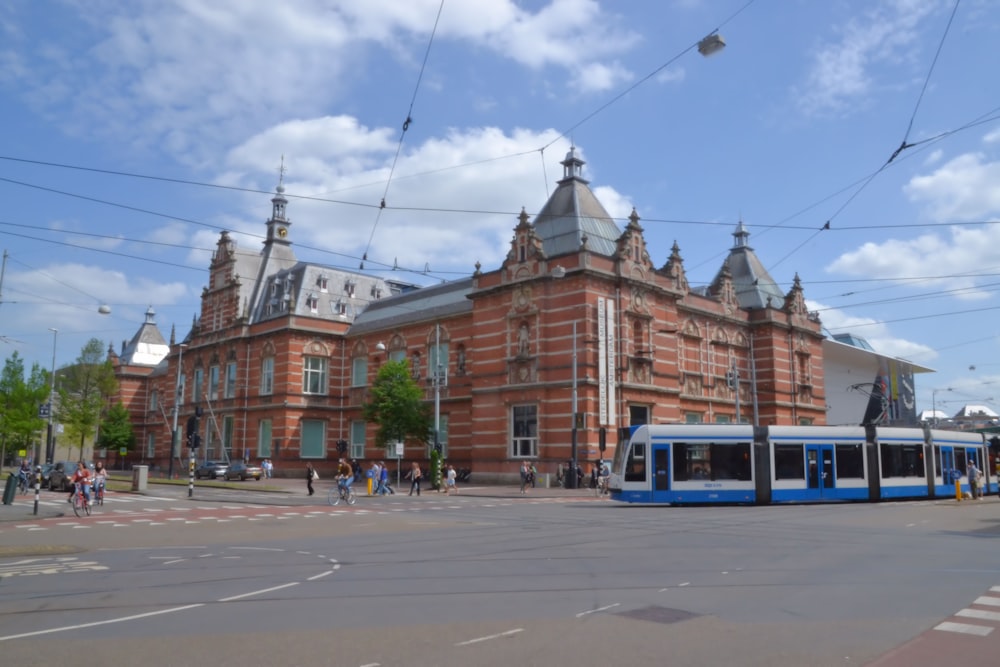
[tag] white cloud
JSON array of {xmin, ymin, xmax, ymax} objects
[
  {"xmin": 0, "ymin": 1, "xmax": 640, "ymax": 162},
  {"xmin": 827, "ymin": 225, "xmax": 1000, "ymax": 300},
  {"xmin": 904, "ymin": 152, "xmax": 1000, "ymax": 219},
  {"xmin": 809, "ymin": 299, "xmax": 936, "ymax": 362},
  {"xmin": 795, "ymin": 0, "xmax": 939, "ymax": 116},
  {"xmin": 217, "ymin": 120, "xmax": 631, "ymax": 278}
]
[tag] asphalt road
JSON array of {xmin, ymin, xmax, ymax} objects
[{"xmin": 2, "ymin": 487, "xmax": 1000, "ymax": 667}]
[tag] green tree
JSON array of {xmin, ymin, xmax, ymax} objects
[
  {"xmin": 361, "ymin": 360, "xmax": 431, "ymax": 455},
  {"xmin": 0, "ymin": 352, "xmax": 49, "ymax": 465},
  {"xmin": 57, "ymin": 338, "xmax": 118, "ymax": 461},
  {"xmin": 97, "ymin": 402, "xmax": 136, "ymax": 456}
]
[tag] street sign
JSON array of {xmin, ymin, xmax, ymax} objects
[
  {"xmin": 394, "ymin": 441, "xmax": 404, "ymax": 458},
  {"xmin": 38, "ymin": 403, "xmax": 50, "ymax": 418},
  {"xmin": 119, "ymin": 447, "xmax": 127, "ymax": 455}
]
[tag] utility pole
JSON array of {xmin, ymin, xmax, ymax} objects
[{"xmin": 168, "ymin": 343, "xmax": 186, "ymax": 480}]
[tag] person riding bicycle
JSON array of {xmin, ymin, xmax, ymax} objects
[
  {"xmin": 336, "ymin": 458, "xmax": 355, "ymax": 494},
  {"xmin": 92, "ymin": 461, "xmax": 108, "ymax": 500},
  {"xmin": 68, "ymin": 461, "xmax": 93, "ymax": 506},
  {"xmin": 17, "ymin": 460, "xmax": 31, "ymax": 490}
]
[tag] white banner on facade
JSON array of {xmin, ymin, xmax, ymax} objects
[
  {"xmin": 605, "ymin": 297, "xmax": 616, "ymax": 427},
  {"xmin": 597, "ymin": 298, "xmax": 608, "ymax": 426}
]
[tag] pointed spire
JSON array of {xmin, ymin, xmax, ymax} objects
[
  {"xmin": 169, "ymin": 324, "xmax": 176, "ymax": 345},
  {"xmin": 733, "ymin": 219, "xmax": 751, "ymax": 249}
]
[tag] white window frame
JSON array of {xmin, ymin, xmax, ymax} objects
[
  {"xmin": 302, "ymin": 356, "xmax": 328, "ymax": 395},
  {"xmin": 261, "ymin": 357, "xmax": 274, "ymax": 396},
  {"xmin": 351, "ymin": 356, "xmax": 368, "ymax": 387},
  {"xmin": 511, "ymin": 404, "xmax": 538, "ymax": 458}
]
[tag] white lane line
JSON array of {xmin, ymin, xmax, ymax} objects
[
  {"xmin": 990, "ymin": 586, "xmax": 1000, "ymax": 593},
  {"xmin": 0, "ymin": 603, "xmax": 205, "ymax": 641},
  {"xmin": 973, "ymin": 596, "xmax": 1000, "ymax": 607},
  {"xmin": 231, "ymin": 547, "xmax": 284, "ymax": 552},
  {"xmin": 576, "ymin": 603, "xmax": 620, "ymax": 618},
  {"xmin": 218, "ymin": 582, "xmax": 298, "ymax": 602},
  {"xmin": 957, "ymin": 608, "xmax": 1000, "ymax": 622},
  {"xmin": 455, "ymin": 628, "xmax": 524, "ymax": 646},
  {"xmin": 307, "ymin": 570, "xmax": 334, "ymax": 581},
  {"xmin": 934, "ymin": 621, "xmax": 992, "ymax": 636}
]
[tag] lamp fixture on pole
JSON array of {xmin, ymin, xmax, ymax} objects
[
  {"xmin": 697, "ymin": 33, "xmax": 726, "ymax": 57},
  {"xmin": 931, "ymin": 387, "xmax": 952, "ymax": 427}
]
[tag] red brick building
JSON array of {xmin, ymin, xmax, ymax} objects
[{"xmin": 111, "ymin": 149, "xmax": 826, "ymax": 479}]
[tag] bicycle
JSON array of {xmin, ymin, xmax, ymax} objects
[
  {"xmin": 70, "ymin": 483, "xmax": 92, "ymax": 517},
  {"xmin": 92, "ymin": 477, "xmax": 106, "ymax": 506},
  {"xmin": 328, "ymin": 480, "xmax": 357, "ymax": 506},
  {"xmin": 17, "ymin": 472, "xmax": 31, "ymax": 495}
]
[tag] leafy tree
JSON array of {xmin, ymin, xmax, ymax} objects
[
  {"xmin": 57, "ymin": 338, "xmax": 118, "ymax": 461},
  {"xmin": 0, "ymin": 352, "xmax": 49, "ymax": 465},
  {"xmin": 361, "ymin": 360, "xmax": 431, "ymax": 455},
  {"xmin": 97, "ymin": 402, "xmax": 136, "ymax": 455}
]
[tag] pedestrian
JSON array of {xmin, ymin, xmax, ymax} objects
[
  {"xmin": 377, "ymin": 461, "xmax": 391, "ymax": 495},
  {"xmin": 306, "ymin": 462, "xmax": 316, "ymax": 496},
  {"xmin": 519, "ymin": 461, "xmax": 530, "ymax": 495},
  {"xmin": 968, "ymin": 460, "xmax": 981, "ymax": 499},
  {"xmin": 409, "ymin": 461, "xmax": 422, "ymax": 496},
  {"xmin": 446, "ymin": 464, "xmax": 458, "ymax": 495},
  {"xmin": 369, "ymin": 461, "xmax": 381, "ymax": 496},
  {"xmin": 530, "ymin": 463, "xmax": 538, "ymax": 488}
]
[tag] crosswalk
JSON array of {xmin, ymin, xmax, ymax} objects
[{"xmin": 934, "ymin": 586, "xmax": 1000, "ymax": 636}]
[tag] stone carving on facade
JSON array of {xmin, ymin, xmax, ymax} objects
[
  {"xmin": 517, "ymin": 322, "xmax": 530, "ymax": 357},
  {"xmin": 660, "ymin": 241, "xmax": 689, "ymax": 293}
]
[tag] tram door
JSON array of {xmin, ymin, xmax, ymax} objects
[
  {"xmin": 652, "ymin": 446, "xmax": 670, "ymax": 500},
  {"xmin": 806, "ymin": 445, "xmax": 835, "ymax": 497},
  {"xmin": 940, "ymin": 449, "xmax": 954, "ymax": 484}
]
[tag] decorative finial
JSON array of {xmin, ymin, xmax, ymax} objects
[{"xmin": 277, "ymin": 155, "xmax": 287, "ymax": 193}]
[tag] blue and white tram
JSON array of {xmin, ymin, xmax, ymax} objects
[{"xmin": 609, "ymin": 424, "xmax": 989, "ymax": 505}]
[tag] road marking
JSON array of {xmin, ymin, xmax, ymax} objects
[
  {"xmin": 576, "ymin": 603, "xmax": 620, "ymax": 618},
  {"xmin": 974, "ymin": 596, "xmax": 1000, "ymax": 607},
  {"xmin": 218, "ymin": 582, "xmax": 298, "ymax": 602},
  {"xmin": 0, "ymin": 603, "xmax": 205, "ymax": 641},
  {"xmin": 934, "ymin": 621, "xmax": 992, "ymax": 636},
  {"xmin": 455, "ymin": 628, "xmax": 524, "ymax": 646},
  {"xmin": 957, "ymin": 608, "xmax": 1000, "ymax": 622}
]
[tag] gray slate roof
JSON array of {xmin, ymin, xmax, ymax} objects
[{"xmin": 533, "ymin": 148, "xmax": 621, "ymax": 257}]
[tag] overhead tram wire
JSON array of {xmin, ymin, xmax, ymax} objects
[
  {"xmin": 358, "ymin": 0, "xmax": 445, "ymax": 271},
  {"xmin": 768, "ymin": 2, "xmax": 963, "ymax": 272}
]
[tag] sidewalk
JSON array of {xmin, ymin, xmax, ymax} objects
[{"xmin": 0, "ymin": 497, "xmax": 64, "ymax": 522}]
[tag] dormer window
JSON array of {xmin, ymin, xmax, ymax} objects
[
  {"xmin": 307, "ymin": 294, "xmax": 319, "ymax": 313},
  {"xmin": 345, "ymin": 279, "xmax": 356, "ymax": 297},
  {"xmin": 333, "ymin": 300, "xmax": 347, "ymax": 317},
  {"xmin": 318, "ymin": 275, "xmax": 328, "ymax": 292},
  {"xmin": 270, "ymin": 282, "xmax": 278, "ymax": 297},
  {"xmin": 371, "ymin": 284, "xmax": 382, "ymax": 299}
]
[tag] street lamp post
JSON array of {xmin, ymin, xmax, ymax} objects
[
  {"xmin": 168, "ymin": 343, "xmax": 187, "ymax": 480},
  {"xmin": 568, "ymin": 321, "xmax": 579, "ymax": 489},
  {"xmin": 45, "ymin": 328, "xmax": 58, "ymax": 464},
  {"xmin": 931, "ymin": 387, "xmax": 952, "ymax": 427}
]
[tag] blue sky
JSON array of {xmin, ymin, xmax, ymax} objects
[{"xmin": 1, "ymin": 0, "xmax": 998, "ymax": 418}]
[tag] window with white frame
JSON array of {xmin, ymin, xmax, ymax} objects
[
  {"xmin": 685, "ymin": 412, "xmax": 703, "ymax": 424},
  {"xmin": 307, "ymin": 294, "xmax": 319, "ymax": 313},
  {"xmin": 146, "ymin": 433, "xmax": 155, "ymax": 458},
  {"xmin": 351, "ymin": 356, "xmax": 368, "ymax": 387},
  {"xmin": 350, "ymin": 420, "xmax": 366, "ymax": 459},
  {"xmin": 208, "ymin": 366, "xmax": 220, "ymax": 400},
  {"xmin": 150, "ymin": 389, "xmax": 158, "ymax": 412},
  {"xmin": 258, "ymin": 419, "xmax": 272, "ymax": 457},
  {"xmin": 429, "ymin": 414, "xmax": 449, "ymax": 457},
  {"xmin": 222, "ymin": 415, "xmax": 234, "ymax": 458},
  {"xmin": 318, "ymin": 275, "xmax": 328, "ymax": 292},
  {"xmin": 301, "ymin": 419, "xmax": 326, "ymax": 458},
  {"xmin": 224, "ymin": 361, "xmax": 237, "ymax": 399},
  {"xmin": 193, "ymin": 367, "xmax": 203, "ymax": 403},
  {"xmin": 511, "ymin": 405, "xmax": 538, "ymax": 458},
  {"xmin": 428, "ymin": 341, "xmax": 448, "ymax": 381},
  {"xmin": 302, "ymin": 356, "xmax": 327, "ymax": 394},
  {"xmin": 260, "ymin": 357, "xmax": 274, "ymax": 396}
]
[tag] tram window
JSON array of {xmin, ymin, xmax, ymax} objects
[
  {"xmin": 710, "ymin": 442, "xmax": 751, "ymax": 480},
  {"xmin": 624, "ymin": 443, "xmax": 646, "ymax": 482},
  {"xmin": 954, "ymin": 449, "xmax": 967, "ymax": 475},
  {"xmin": 774, "ymin": 444, "xmax": 805, "ymax": 480},
  {"xmin": 880, "ymin": 444, "xmax": 926, "ymax": 478},
  {"xmin": 835, "ymin": 443, "xmax": 865, "ymax": 478}
]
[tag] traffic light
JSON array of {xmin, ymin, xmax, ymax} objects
[
  {"xmin": 599, "ymin": 427, "xmax": 607, "ymax": 452},
  {"xmin": 191, "ymin": 434, "xmax": 202, "ymax": 449},
  {"xmin": 336, "ymin": 439, "xmax": 348, "ymax": 454}
]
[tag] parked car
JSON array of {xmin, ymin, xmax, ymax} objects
[
  {"xmin": 46, "ymin": 461, "xmax": 92, "ymax": 491},
  {"xmin": 194, "ymin": 460, "xmax": 228, "ymax": 480},
  {"xmin": 223, "ymin": 462, "xmax": 262, "ymax": 481}
]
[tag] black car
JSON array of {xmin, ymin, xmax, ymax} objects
[
  {"xmin": 46, "ymin": 461, "xmax": 91, "ymax": 491},
  {"xmin": 194, "ymin": 460, "xmax": 228, "ymax": 479}
]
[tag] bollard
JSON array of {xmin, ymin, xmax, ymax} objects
[
  {"xmin": 955, "ymin": 477, "xmax": 962, "ymax": 501},
  {"xmin": 33, "ymin": 468, "xmax": 41, "ymax": 515}
]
